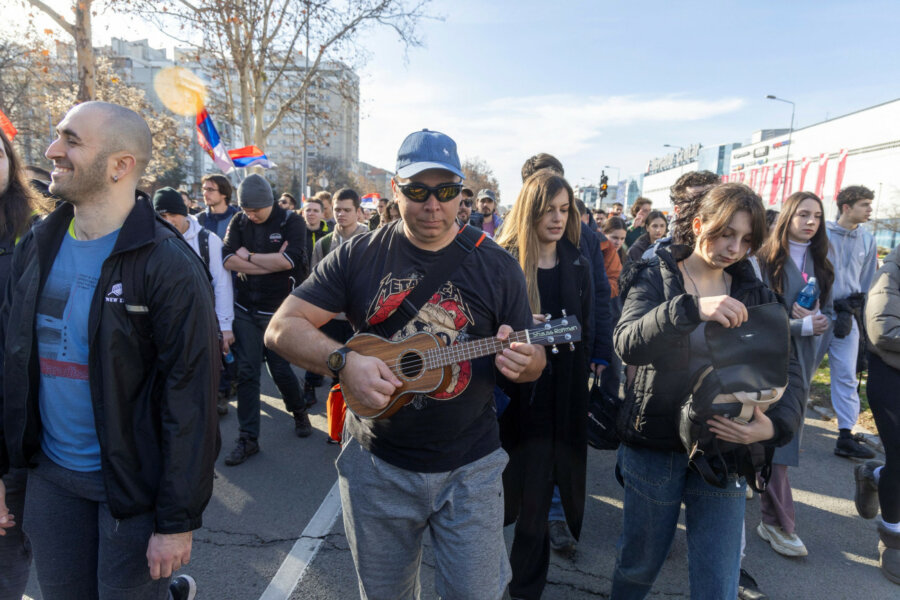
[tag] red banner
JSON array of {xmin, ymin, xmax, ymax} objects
[
  {"xmin": 738, "ymin": 171, "xmax": 746, "ymax": 183},
  {"xmin": 0, "ymin": 109, "xmax": 16, "ymax": 140},
  {"xmin": 814, "ymin": 153, "xmax": 829, "ymax": 198},
  {"xmin": 832, "ymin": 148, "xmax": 848, "ymax": 202},
  {"xmin": 784, "ymin": 160, "xmax": 795, "ymax": 197},
  {"xmin": 749, "ymin": 168, "xmax": 759, "ymax": 190},
  {"xmin": 758, "ymin": 166, "xmax": 770, "ymax": 197},
  {"xmin": 769, "ymin": 164, "xmax": 783, "ymax": 206},
  {"xmin": 798, "ymin": 157, "xmax": 811, "ymax": 191}
]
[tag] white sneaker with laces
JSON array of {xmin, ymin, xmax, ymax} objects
[{"xmin": 756, "ymin": 522, "xmax": 808, "ymax": 557}]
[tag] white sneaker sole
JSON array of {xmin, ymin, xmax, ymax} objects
[{"xmin": 756, "ymin": 523, "xmax": 808, "ymax": 557}]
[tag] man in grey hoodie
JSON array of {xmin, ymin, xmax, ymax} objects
[{"xmin": 819, "ymin": 185, "xmax": 878, "ymax": 459}]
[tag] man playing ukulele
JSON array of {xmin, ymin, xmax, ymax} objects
[{"xmin": 266, "ymin": 129, "xmax": 545, "ymax": 599}]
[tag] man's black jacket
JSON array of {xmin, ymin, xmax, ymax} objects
[{"xmin": 0, "ymin": 198, "xmax": 221, "ymax": 534}]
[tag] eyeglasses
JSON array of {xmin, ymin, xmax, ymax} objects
[
  {"xmin": 461, "ymin": 199, "xmax": 473, "ymax": 207},
  {"xmin": 397, "ymin": 181, "xmax": 464, "ymax": 203}
]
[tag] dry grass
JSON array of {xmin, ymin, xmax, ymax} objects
[{"xmin": 808, "ymin": 356, "xmax": 878, "ymax": 434}]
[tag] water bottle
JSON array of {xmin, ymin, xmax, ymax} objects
[
  {"xmin": 796, "ymin": 277, "xmax": 819, "ymax": 310},
  {"xmin": 223, "ymin": 351, "xmax": 235, "ymax": 364}
]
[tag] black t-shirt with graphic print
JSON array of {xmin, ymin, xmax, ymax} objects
[{"xmin": 293, "ymin": 220, "xmax": 533, "ymax": 472}]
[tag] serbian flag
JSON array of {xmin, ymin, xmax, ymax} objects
[
  {"xmin": 196, "ymin": 108, "xmax": 234, "ymax": 174},
  {"xmin": 361, "ymin": 193, "xmax": 381, "ymax": 209},
  {"xmin": 832, "ymin": 148, "xmax": 849, "ymax": 201},
  {"xmin": 228, "ymin": 146, "xmax": 276, "ymax": 169},
  {"xmin": 0, "ymin": 109, "xmax": 16, "ymax": 140},
  {"xmin": 798, "ymin": 157, "xmax": 811, "ymax": 191},
  {"xmin": 769, "ymin": 164, "xmax": 783, "ymax": 206},
  {"xmin": 814, "ymin": 153, "xmax": 829, "ymax": 198}
]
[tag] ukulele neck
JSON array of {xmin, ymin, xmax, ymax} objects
[{"xmin": 426, "ymin": 330, "xmax": 531, "ymax": 369}]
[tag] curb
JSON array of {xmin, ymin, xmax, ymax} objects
[{"xmin": 808, "ymin": 402, "xmax": 884, "ymax": 454}]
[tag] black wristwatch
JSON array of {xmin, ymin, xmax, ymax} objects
[{"xmin": 327, "ymin": 346, "xmax": 352, "ymax": 377}]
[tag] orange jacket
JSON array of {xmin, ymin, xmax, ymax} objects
[{"xmin": 600, "ymin": 238, "xmax": 621, "ymax": 297}]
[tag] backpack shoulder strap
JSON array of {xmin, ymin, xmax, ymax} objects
[
  {"xmin": 198, "ymin": 227, "xmax": 211, "ymax": 268},
  {"xmin": 320, "ymin": 232, "xmax": 333, "ymax": 256},
  {"xmin": 368, "ymin": 224, "xmax": 486, "ymax": 339}
]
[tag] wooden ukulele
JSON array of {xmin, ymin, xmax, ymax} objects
[{"xmin": 343, "ymin": 313, "xmax": 582, "ymax": 419}]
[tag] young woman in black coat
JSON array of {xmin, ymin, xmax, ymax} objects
[
  {"xmin": 611, "ymin": 183, "xmax": 805, "ymax": 599},
  {"xmin": 496, "ymin": 170, "xmax": 592, "ymax": 600}
]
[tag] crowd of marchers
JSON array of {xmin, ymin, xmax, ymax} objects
[{"xmin": 0, "ymin": 101, "xmax": 898, "ymax": 600}]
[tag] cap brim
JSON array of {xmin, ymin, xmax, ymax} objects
[{"xmin": 396, "ymin": 161, "xmax": 465, "ymax": 180}]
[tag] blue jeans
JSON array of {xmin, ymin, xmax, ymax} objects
[
  {"xmin": 548, "ymin": 486, "xmax": 565, "ymax": 522},
  {"xmin": 611, "ymin": 444, "xmax": 746, "ymax": 600},
  {"xmin": 23, "ymin": 452, "xmax": 170, "ymax": 599}
]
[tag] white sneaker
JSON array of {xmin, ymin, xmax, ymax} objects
[{"xmin": 756, "ymin": 522, "xmax": 808, "ymax": 557}]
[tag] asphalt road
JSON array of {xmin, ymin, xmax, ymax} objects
[{"xmin": 23, "ymin": 367, "xmax": 898, "ymax": 599}]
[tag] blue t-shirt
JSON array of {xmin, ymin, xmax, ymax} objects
[{"xmin": 36, "ymin": 224, "xmax": 119, "ymax": 472}]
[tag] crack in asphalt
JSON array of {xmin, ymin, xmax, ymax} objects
[{"xmin": 194, "ymin": 528, "xmax": 346, "ymax": 549}]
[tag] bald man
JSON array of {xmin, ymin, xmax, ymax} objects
[{"xmin": 0, "ymin": 102, "xmax": 220, "ymax": 600}]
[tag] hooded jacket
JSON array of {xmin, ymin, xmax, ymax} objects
[
  {"xmin": 866, "ymin": 246, "xmax": 900, "ymax": 371},
  {"xmin": 826, "ymin": 221, "xmax": 878, "ymax": 302},
  {"xmin": 0, "ymin": 199, "xmax": 221, "ymax": 533},
  {"xmin": 182, "ymin": 214, "xmax": 233, "ymax": 333},
  {"xmin": 614, "ymin": 244, "xmax": 804, "ymax": 453}
]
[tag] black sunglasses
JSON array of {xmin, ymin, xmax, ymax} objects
[
  {"xmin": 397, "ymin": 181, "xmax": 464, "ymax": 203},
  {"xmin": 461, "ymin": 199, "xmax": 473, "ymax": 207}
]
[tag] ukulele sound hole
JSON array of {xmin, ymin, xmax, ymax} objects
[{"xmin": 399, "ymin": 351, "xmax": 424, "ymax": 379}]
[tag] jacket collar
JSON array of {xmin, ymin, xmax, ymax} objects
[{"xmin": 658, "ymin": 244, "xmax": 764, "ymax": 296}]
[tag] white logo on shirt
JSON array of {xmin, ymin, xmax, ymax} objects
[{"xmin": 105, "ymin": 282, "xmax": 124, "ymax": 303}]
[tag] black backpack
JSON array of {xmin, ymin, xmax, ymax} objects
[{"xmin": 677, "ymin": 303, "xmax": 790, "ymax": 492}]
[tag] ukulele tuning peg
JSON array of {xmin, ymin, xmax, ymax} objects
[
  {"xmin": 560, "ymin": 309, "xmax": 568, "ymax": 325},
  {"xmin": 568, "ymin": 342, "xmax": 575, "ymax": 351},
  {"xmin": 551, "ymin": 344, "xmax": 559, "ymax": 355},
  {"xmin": 544, "ymin": 313, "xmax": 552, "ymax": 321}
]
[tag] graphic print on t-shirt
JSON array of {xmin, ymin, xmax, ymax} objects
[
  {"xmin": 366, "ymin": 271, "xmax": 474, "ymax": 400},
  {"xmin": 36, "ymin": 271, "xmax": 96, "ymax": 380}
]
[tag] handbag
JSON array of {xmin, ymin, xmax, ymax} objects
[
  {"xmin": 587, "ymin": 373, "xmax": 620, "ymax": 451},
  {"xmin": 678, "ymin": 302, "xmax": 790, "ymax": 491}
]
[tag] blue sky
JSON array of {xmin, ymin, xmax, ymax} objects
[{"xmin": 10, "ymin": 0, "xmax": 900, "ymax": 200}]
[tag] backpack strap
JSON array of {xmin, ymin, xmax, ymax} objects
[
  {"xmin": 198, "ymin": 228, "xmax": 211, "ymax": 269},
  {"xmin": 368, "ymin": 224, "xmax": 486, "ymax": 340}
]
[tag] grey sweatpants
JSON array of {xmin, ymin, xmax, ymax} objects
[{"xmin": 336, "ymin": 438, "xmax": 511, "ymax": 600}]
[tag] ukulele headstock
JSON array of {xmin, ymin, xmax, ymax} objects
[{"xmin": 528, "ymin": 310, "xmax": 582, "ymax": 354}]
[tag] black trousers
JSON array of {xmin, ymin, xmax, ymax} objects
[{"xmin": 867, "ymin": 351, "xmax": 900, "ymax": 523}]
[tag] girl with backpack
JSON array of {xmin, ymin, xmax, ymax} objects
[
  {"xmin": 496, "ymin": 170, "xmax": 592, "ymax": 600},
  {"xmin": 755, "ymin": 192, "xmax": 834, "ymax": 557},
  {"xmin": 612, "ymin": 183, "xmax": 805, "ymax": 599}
]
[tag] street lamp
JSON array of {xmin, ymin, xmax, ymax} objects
[{"xmin": 766, "ymin": 94, "xmax": 796, "ymax": 204}]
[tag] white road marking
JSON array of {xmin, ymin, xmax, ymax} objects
[{"xmin": 259, "ymin": 479, "xmax": 343, "ymax": 600}]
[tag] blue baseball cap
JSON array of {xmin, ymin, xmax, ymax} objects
[{"xmin": 395, "ymin": 129, "xmax": 465, "ymax": 180}]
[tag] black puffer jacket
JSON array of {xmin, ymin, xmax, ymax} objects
[
  {"xmin": 0, "ymin": 198, "xmax": 221, "ymax": 533},
  {"xmin": 614, "ymin": 244, "xmax": 804, "ymax": 453}
]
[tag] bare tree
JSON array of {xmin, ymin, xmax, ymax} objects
[
  {"xmin": 462, "ymin": 157, "xmax": 501, "ymax": 201},
  {"xmin": 23, "ymin": 0, "xmax": 97, "ymax": 101},
  {"xmin": 129, "ymin": 0, "xmax": 431, "ymax": 151}
]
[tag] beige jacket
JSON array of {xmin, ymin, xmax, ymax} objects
[{"xmin": 866, "ymin": 246, "xmax": 900, "ymax": 370}]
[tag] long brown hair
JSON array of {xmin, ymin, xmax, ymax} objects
[
  {"xmin": 0, "ymin": 129, "xmax": 47, "ymax": 240},
  {"xmin": 758, "ymin": 191, "xmax": 834, "ymax": 301},
  {"xmin": 689, "ymin": 183, "xmax": 767, "ymax": 255},
  {"xmin": 496, "ymin": 170, "xmax": 580, "ymax": 313}
]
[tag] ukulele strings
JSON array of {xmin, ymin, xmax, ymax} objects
[{"xmin": 379, "ymin": 331, "xmax": 530, "ymax": 371}]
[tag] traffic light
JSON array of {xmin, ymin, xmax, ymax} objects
[{"xmin": 600, "ymin": 171, "xmax": 609, "ymax": 199}]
